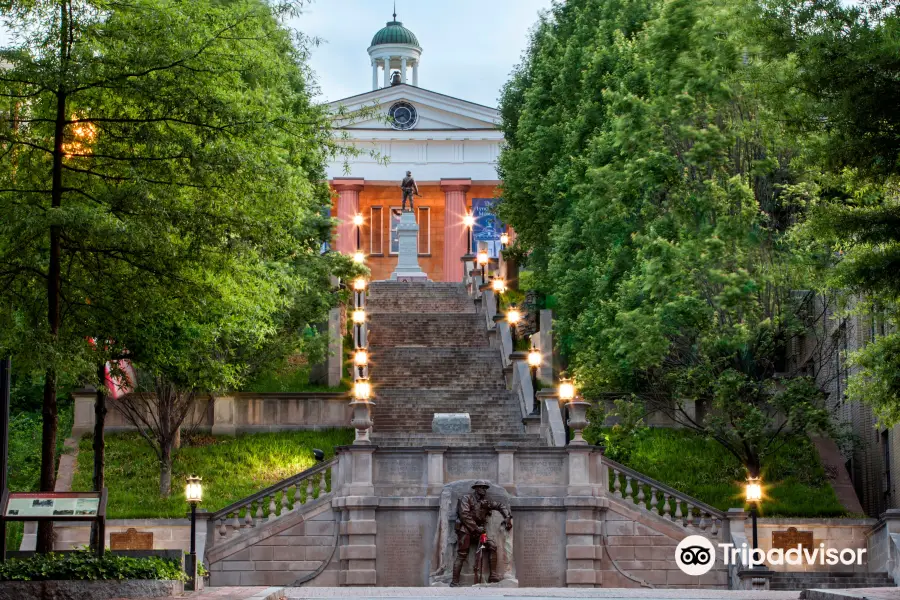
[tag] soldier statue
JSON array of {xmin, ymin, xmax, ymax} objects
[
  {"xmin": 451, "ymin": 480, "xmax": 513, "ymax": 586},
  {"xmin": 400, "ymin": 170, "xmax": 422, "ymax": 212}
]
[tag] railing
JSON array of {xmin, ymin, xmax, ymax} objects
[
  {"xmin": 604, "ymin": 457, "xmax": 726, "ymax": 539},
  {"xmin": 208, "ymin": 459, "xmax": 336, "ymax": 545}
]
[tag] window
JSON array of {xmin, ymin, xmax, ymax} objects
[
  {"xmin": 370, "ymin": 206, "xmax": 384, "ymax": 256},
  {"xmin": 389, "ymin": 208, "xmax": 402, "ymax": 255},
  {"xmin": 418, "ymin": 206, "xmax": 431, "ymax": 255}
]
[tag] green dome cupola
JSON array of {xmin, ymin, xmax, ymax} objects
[{"xmin": 367, "ymin": 7, "xmax": 423, "ymax": 90}]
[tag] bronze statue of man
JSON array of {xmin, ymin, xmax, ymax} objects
[
  {"xmin": 400, "ymin": 170, "xmax": 421, "ymax": 212},
  {"xmin": 451, "ymin": 480, "xmax": 513, "ymax": 586}
]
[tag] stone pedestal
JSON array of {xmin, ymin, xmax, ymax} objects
[{"xmin": 390, "ymin": 211, "xmax": 428, "ymax": 282}]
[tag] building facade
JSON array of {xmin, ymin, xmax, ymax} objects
[{"xmin": 326, "ymin": 13, "xmax": 504, "ymax": 282}]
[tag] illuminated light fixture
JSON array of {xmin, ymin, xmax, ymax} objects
[
  {"xmin": 353, "ymin": 251, "xmax": 366, "ymax": 264},
  {"xmin": 353, "ymin": 214, "xmax": 364, "ymax": 227},
  {"xmin": 477, "ymin": 250, "xmax": 489, "ymax": 266},
  {"xmin": 500, "ymin": 232, "xmax": 510, "ymax": 246},
  {"xmin": 746, "ymin": 478, "xmax": 763, "ymax": 503},
  {"xmin": 559, "ymin": 378, "xmax": 576, "ymax": 403},
  {"xmin": 353, "ymin": 277, "xmax": 367, "ymax": 292},
  {"xmin": 527, "ymin": 347, "xmax": 543, "ymax": 369},
  {"xmin": 507, "ymin": 307, "xmax": 522, "ymax": 325},
  {"xmin": 491, "ymin": 278, "xmax": 506, "ymax": 294},
  {"xmin": 354, "ymin": 348, "xmax": 369, "ymax": 368},
  {"xmin": 352, "ymin": 309, "xmax": 366, "ymax": 325},
  {"xmin": 354, "ymin": 378, "xmax": 372, "ymax": 401},
  {"xmin": 185, "ymin": 475, "xmax": 203, "ymax": 504},
  {"xmin": 463, "ymin": 214, "xmax": 475, "ymax": 228}
]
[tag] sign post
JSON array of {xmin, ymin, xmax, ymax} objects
[{"xmin": 1, "ymin": 489, "xmax": 107, "ymax": 559}]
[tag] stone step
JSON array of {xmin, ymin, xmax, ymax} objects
[
  {"xmin": 367, "ymin": 282, "xmax": 474, "ymax": 315},
  {"xmin": 371, "ymin": 433, "xmax": 542, "ymax": 447},
  {"xmin": 769, "ymin": 571, "xmax": 895, "ymax": 590},
  {"xmin": 368, "ymin": 314, "xmax": 489, "ymax": 348}
]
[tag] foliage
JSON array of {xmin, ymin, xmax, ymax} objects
[
  {"xmin": 71, "ymin": 429, "xmax": 353, "ymax": 518},
  {"xmin": 498, "ymin": 0, "xmax": 839, "ymax": 476},
  {"xmin": 754, "ymin": 0, "xmax": 900, "ymax": 425},
  {"xmin": 243, "ymin": 364, "xmax": 350, "ymax": 393},
  {"xmin": 583, "ymin": 398, "xmax": 647, "ymax": 463},
  {"xmin": 591, "ymin": 427, "xmax": 847, "ymax": 517},
  {"xmin": 0, "ymin": 552, "xmax": 185, "ymax": 582}
]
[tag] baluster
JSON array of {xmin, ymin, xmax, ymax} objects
[
  {"xmin": 244, "ymin": 503, "xmax": 253, "ymax": 528},
  {"xmin": 637, "ymin": 483, "xmax": 646, "ymax": 508},
  {"xmin": 255, "ymin": 499, "xmax": 264, "ymax": 526},
  {"xmin": 624, "ymin": 476, "xmax": 633, "ymax": 502},
  {"xmin": 663, "ymin": 494, "xmax": 671, "ymax": 520},
  {"xmin": 218, "ymin": 517, "xmax": 227, "ymax": 537},
  {"xmin": 307, "ymin": 477, "xmax": 314, "ymax": 503},
  {"xmin": 268, "ymin": 494, "xmax": 276, "ymax": 520},
  {"xmin": 711, "ymin": 516, "xmax": 719, "ymax": 537},
  {"xmin": 674, "ymin": 499, "xmax": 683, "ymax": 524},
  {"xmin": 699, "ymin": 512, "xmax": 708, "ymax": 531},
  {"xmin": 320, "ymin": 470, "xmax": 328, "ymax": 496},
  {"xmin": 231, "ymin": 512, "xmax": 240, "ymax": 536},
  {"xmin": 613, "ymin": 470, "xmax": 622, "ymax": 498},
  {"xmin": 281, "ymin": 488, "xmax": 289, "ymax": 515},
  {"xmin": 650, "ymin": 489, "xmax": 658, "ymax": 515},
  {"xmin": 295, "ymin": 481, "xmax": 303, "ymax": 508},
  {"xmin": 686, "ymin": 503, "xmax": 694, "ymax": 528}
]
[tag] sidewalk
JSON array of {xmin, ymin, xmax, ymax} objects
[
  {"xmin": 802, "ymin": 590, "xmax": 900, "ymax": 600},
  {"xmin": 283, "ymin": 588, "xmax": 801, "ymax": 599}
]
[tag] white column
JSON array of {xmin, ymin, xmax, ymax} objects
[
  {"xmin": 383, "ymin": 56, "xmax": 391, "ymax": 88},
  {"xmin": 401, "ymin": 57, "xmax": 408, "ymax": 84},
  {"xmin": 413, "ymin": 62, "xmax": 419, "ymax": 87},
  {"xmin": 371, "ymin": 60, "xmax": 378, "ymax": 90}
]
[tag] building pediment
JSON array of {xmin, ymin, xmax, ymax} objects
[{"xmin": 329, "ymin": 84, "xmax": 500, "ymax": 132}]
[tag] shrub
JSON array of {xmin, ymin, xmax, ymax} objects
[{"xmin": 0, "ymin": 552, "xmax": 186, "ymax": 582}]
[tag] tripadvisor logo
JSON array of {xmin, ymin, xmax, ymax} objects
[{"xmin": 675, "ymin": 534, "xmax": 869, "ymax": 576}]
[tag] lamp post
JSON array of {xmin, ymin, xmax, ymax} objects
[
  {"xmin": 350, "ymin": 377, "xmax": 375, "ymax": 444},
  {"xmin": 353, "ymin": 277, "xmax": 367, "ymax": 310},
  {"xmin": 463, "ymin": 213, "xmax": 475, "ymax": 257},
  {"xmin": 528, "ymin": 345, "xmax": 542, "ymax": 415},
  {"xmin": 746, "ymin": 476, "xmax": 762, "ymax": 569},
  {"xmin": 558, "ymin": 377, "xmax": 589, "ymax": 445},
  {"xmin": 477, "ymin": 249, "xmax": 489, "ymax": 281},
  {"xmin": 506, "ymin": 306, "xmax": 521, "ymax": 348},
  {"xmin": 491, "ymin": 277, "xmax": 506, "ymax": 295},
  {"xmin": 352, "ymin": 308, "xmax": 366, "ymax": 349},
  {"xmin": 354, "ymin": 348, "xmax": 369, "ymax": 379},
  {"xmin": 353, "ymin": 214, "xmax": 364, "ymax": 252},
  {"xmin": 500, "ymin": 231, "xmax": 510, "ymax": 250},
  {"xmin": 352, "ymin": 251, "xmax": 366, "ymax": 265},
  {"xmin": 185, "ymin": 475, "xmax": 202, "ymax": 590}
]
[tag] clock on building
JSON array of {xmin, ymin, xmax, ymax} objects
[{"xmin": 389, "ymin": 101, "xmax": 418, "ymax": 130}]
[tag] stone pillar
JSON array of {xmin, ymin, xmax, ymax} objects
[
  {"xmin": 327, "ymin": 307, "xmax": 343, "ymax": 388},
  {"xmin": 441, "ymin": 179, "xmax": 471, "ymax": 282},
  {"xmin": 339, "ymin": 445, "xmax": 378, "ymax": 586},
  {"xmin": 564, "ymin": 447, "xmax": 602, "ymax": 587},
  {"xmin": 425, "ymin": 447, "xmax": 447, "ymax": 496},
  {"xmin": 332, "ymin": 179, "xmax": 364, "ymax": 255},
  {"xmin": 211, "ymin": 395, "xmax": 236, "ymax": 436},
  {"xmin": 401, "ymin": 57, "xmax": 408, "ymax": 83},
  {"xmin": 413, "ymin": 62, "xmax": 419, "ymax": 86},
  {"xmin": 371, "ymin": 60, "xmax": 378, "ymax": 90},
  {"xmin": 390, "ymin": 211, "xmax": 428, "ymax": 281},
  {"xmin": 72, "ymin": 388, "xmax": 97, "ymax": 437},
  {"xmin": 383, "ymin": 57, "xmax": 391, "ymax": 88}
]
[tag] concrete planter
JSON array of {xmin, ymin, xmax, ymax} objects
[{"xmin": 0, "ymin": 579, "xmax": 183, "ymax": 600}]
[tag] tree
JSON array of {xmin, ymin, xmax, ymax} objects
[
  {"xmin": 498, "ymin": 0, "xmax": 839, "ymax": 476},
  {"xmin": 0, "ymin": 0, "xmax": 356, "ymax": 550}
]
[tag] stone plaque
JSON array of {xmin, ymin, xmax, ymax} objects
[
  {"xmin": 110, "ymin": 528, "xmax": 153, "ymax": 550},
  {"xmin": 515, "ymin": 513, "xmax": 566, "ymax": 587},
  {"xmin": 375, "ymin": 455, "xmax": 424, "ymax": 483},
  {"xmin": 377, "ymin": 515, "xmax": 429, "ymax": 586},
  {"xmin": 772, "ymin": 527, "xmax": 814, "ymax": 551},
  {"xmin": 516, "ymin": 456, "xmax": 566, "ymax": 485},
  {"xmin": 445, "ymin": 456, "xmax": 497, "ymax": 482}
]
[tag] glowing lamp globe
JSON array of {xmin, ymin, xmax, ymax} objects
[
  {"xmin": 527, "ymin": 348, "xmax": 542, "ymax": 368},
  {"xmin": 463, "ymin": 214, "xmax": 475, "ymax": 228},
  {"xmin": 491, "ymin": 278, "xmax": 506, "ymax": 294},
  {"xmin": 352, "ymin": 251, "xmax": 366, "ymax": 264},
  {"xmin": 354, "ymin": 349, "xmax": 369, "ymax": 368},
  {"xmin": 185, "ymin": 475, "xmax": 203, "ymax": 504},
  {"xmin": 477, "ymin": 250, "xmax": 489, "ymax": 266},
  {"xmin": 353, "ymin": 214, "xmax": 364, "ymax": 227},
  {"xmin": 352, "ymin": 309, "xmax": 366, "ymax": 325},
  {"xmin": 746, "ymin": 478, "xmax": 763, "ymax": 503},
  {"xmin": 353, "ymin": 277, "xmax": 367, "ymax": 292},
  {"xmin": 354, "ymin": 378, "xmax": 372, "ymax": 401},
  {"xmin": 500, "ymin": 233, "xmax": 510, "ymax": 246},
  {"xmin": 507, "ymin": 307, "xmax": 522, "ymax": 325},
  {"xmin": 559, "ymin": 379, "xmax": 576, "ymax": 402}
]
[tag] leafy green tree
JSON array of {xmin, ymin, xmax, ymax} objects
[
  {"xmin": 0, "ymin": 0, "xmax": 356, "ymax": 550},
  {"xmin": 499, "ymin": 0, "xmax": 838, "ymax": 476}
]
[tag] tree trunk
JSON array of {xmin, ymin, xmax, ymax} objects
[
  {"xmin": 159, "ymin": 444, "xmax": 173, "ymax": 498},
  {"xmin": 38, "ymin": 1, "xmax": 70, "ymax": 554},
  {"xmin": 90, "ymin": 363, "xmax": 107, "ymax": 552}
]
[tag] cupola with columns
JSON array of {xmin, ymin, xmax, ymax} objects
[{"xmin": 368, "ymin": 8, "xmax": 422, "ymax": 90}]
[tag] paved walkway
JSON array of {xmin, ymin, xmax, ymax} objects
[
  {"xmin": 283, "ymin": 588, "xmax": 801, "ymax": 599},
  {"xmin": 804, "ymin": 589, "xmax": 900, "ymax": 600}
]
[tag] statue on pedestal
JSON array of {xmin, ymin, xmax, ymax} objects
[
  {"xmin": 452, "ymin": 480, "xmax": 513, "ymax": 586},
  {"xmin": 401, "ymin": 170, "xmax": 422, "ymax": 212}
]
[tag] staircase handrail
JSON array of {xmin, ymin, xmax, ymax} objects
[
  {"xmin": 603, "ymin": 456, "xmax": 727, "ymax": 521},
  {"xmin": 209, "ymin": 458, "xmax": 336, "ymax": 522}
]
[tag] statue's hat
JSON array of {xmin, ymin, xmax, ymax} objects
[{"xmin": 472, "ymin": 480, "xmax": 490, "ymax": 489}]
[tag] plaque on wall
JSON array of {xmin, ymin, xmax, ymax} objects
[
  {"xmin": 110, "ymin": 528, "xmax": 154, "ymax": 550},
  {"xmin": 772, "ymin": 527, "xmax": 814, "ymax": 550}
]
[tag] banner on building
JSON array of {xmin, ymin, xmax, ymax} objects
[{"xmin": 472, "ymin": 198, "xmax": 503, "ymax": 258}]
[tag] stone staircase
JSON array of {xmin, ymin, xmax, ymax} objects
[
  {"xmin": 772, "ymin": 571, "xmax": 895, "ymax": 590},
  {"xmin": 367, "ymin": 281, "xmax": 540, "ymax": 447}
]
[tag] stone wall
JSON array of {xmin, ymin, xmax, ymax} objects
[
  {"xmin": 72, "ymin": 390, "xmax": 351, "ymax": 437},
  {"xmin": 742, "ymin": 518, "xmax": 875, "ymax": 573}
]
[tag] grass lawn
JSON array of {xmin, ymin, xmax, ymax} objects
[
  {"xmin": 242, "ymin": 364, "xmax": 350, "ymax": 393},
  {"xmin": 604, "ymin": 428, "xmax": 849, "ymax": 518},
  {"xmin": 71, "ymin": 429, "xmax": 354, "ymax": 519}
]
